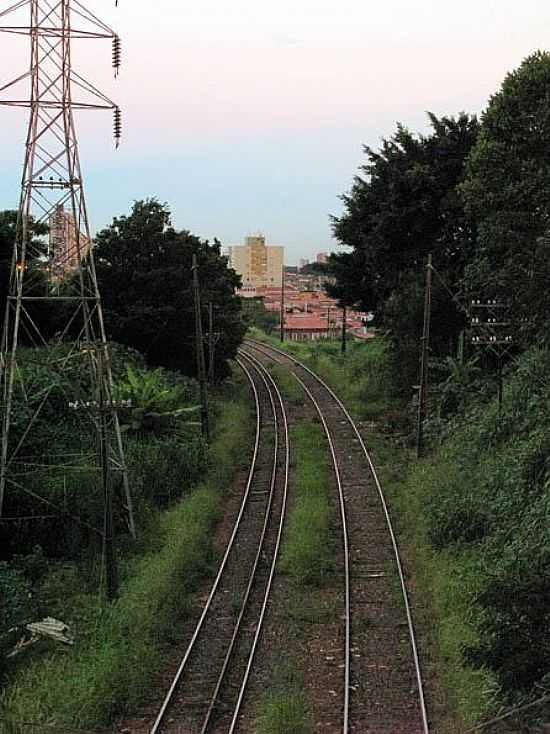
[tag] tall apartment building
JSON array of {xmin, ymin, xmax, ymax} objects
[
  {"xmin": 228, "ymin": 234, "xmax": 284, "ymax": 288},
  {"xmin": 49, "ymin": 204, "xmax": 91, "ymax": 278}
]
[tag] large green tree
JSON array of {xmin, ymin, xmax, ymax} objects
[
  {"xmin": 331, "ymin": 113, "xmax": 479, "ymax": 386},
  {"xmin": 94, "ymin": 199, "xmax": 245, "ymax": 378},
  {"xmin": 461, "ymin": 51, "xmax": 550, "ymax": 345}
]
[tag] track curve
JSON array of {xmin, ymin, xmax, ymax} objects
[
  {"xmin": 243, "ymin": 338, "xmax": 430, "ymax": 734},
  {"xmin": 150, "ymin": 354, "xmax": 289, "ymax": 734}
]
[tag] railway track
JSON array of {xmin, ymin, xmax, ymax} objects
[
  {"xmin": 150, "ymin": 353, "xmax": 289, "ymax": 734},
  {"xmin": 242, "ymin": 338, "xmax": 430, "ymax": 734}
]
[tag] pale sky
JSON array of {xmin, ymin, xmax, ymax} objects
[{"xmin": 1, "ymin": 0, "xmax": 549, "ymax": 263}]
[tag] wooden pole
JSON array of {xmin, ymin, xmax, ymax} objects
[
  {"xmin": 416, "ymin": 253, "xmax": 432, "ymax": 459},
  {"xmin": 208, "ymin": 301, "xmax": 215, "ymax": 383},
  {"xmin": 280, "ymin": 264, "xmax": 285, "ymax": 342},
  {"xmin": 497, "ymin": 354, "xmax": 503, "ymax": 414},
  {"xmin": 341, "ymin": 304, "xmax": 347, "ymax": 354},
  {"xmin": 192, "ymin": 254, "xmax": 209, "ymax": 441}
]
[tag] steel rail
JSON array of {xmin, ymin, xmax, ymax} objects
[
  {"xmin": 150, "ymin": 355, "xmax": 288, "ymax": 734},
  {"xmin": 241, "ymin": 345, "xmax": 352, "ymax": 734},
  {"xmin": 227, "ymin": 350, "xmax": 290, "ymax": 734},
  {"xmin": 150, "ymin": 358, "xmax": 263, "ymax": 734},
  {"xmin": 198, "ymin": 352, "xmax": 288, "ymax": 733},
  {"xmin": 245, "ymin": 337, "xmax": 430, "ymax": 734}
]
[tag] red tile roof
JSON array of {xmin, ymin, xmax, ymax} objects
[{"xmin": 284, "ymin": 315, "xmax": 329, "ymax": 330}]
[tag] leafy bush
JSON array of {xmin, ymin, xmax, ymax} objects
[
  {"xmin": 0, "ymin": 563, "xmax": 35, "ymax": 674},
  {"xmin": 125, "ymin": 433, "xmax": 206, "ymax": 507},
  {"xmin": 115, "ymin": 364, "xmax": 200, "ymax": 434},
  {"xmin": 411, "ymin": 347, "xmax": 550, "ymax": 698}
]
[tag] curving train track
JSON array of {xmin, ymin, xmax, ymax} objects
[
  {"xmin": 150, "ymin": 353, "xmax": 289, "ymax": 734},
  {"xmin": 149, "ymin": 338, "xmax": 429, "ymax": 734},
  {"xmin": 242, "ymin": 338, "xmax": 430, "ymax": 734}
]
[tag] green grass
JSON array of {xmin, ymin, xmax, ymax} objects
[
  {"xmin": 270, "ymin": 364, "xmax": 304, "ymax": 405},
  {"xmin": 254, "ymin": 692, "xmax": 313, "ymax": 734},
  {"xmin": 0, "ymin": 380, "xmax": 253, "ymax": 731},
  {"xmin": 254, "ymin": 658, "xmax": 313, "ymax": 734},
  {"xmin": 363, "ymin": 422, "xmax": 496, "ymax": 729},
  {"xmin": 280, "ymin": 423, "xmax": 333, "ymax": 585},
  {"xmin": 248, "ymin": 327, "xmax": 401, "ymax": 423}
]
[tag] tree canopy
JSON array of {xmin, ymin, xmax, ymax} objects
[
  {"xmin": 461, "ymin": 50, "xmax": 550, "ymax": 344},
  {"xmin": 330, "ymin": 112, "xmax": 479, "ymax": 385},
  {"xmin": 94, "ymin": 199, "xmax": 245, "ymax": 378}
]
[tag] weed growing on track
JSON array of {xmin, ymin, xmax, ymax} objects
[
  {"xmin": 0, "ymin": 379, "xmax": 253, "ymax": 731},
  {"xmin": 280, "ymin": 423, "xmax": 333, "ymax": 585},
  {"xmin": 254, "ymin": 657, "xmax": 313, "ymax": 734},
  {"xmin": 255, "ymin": 692, "xmax": 313, "ymax": 734},
  {"xmin": 269, "ymin": 363, "xmax": 304, "ymax": 405}
]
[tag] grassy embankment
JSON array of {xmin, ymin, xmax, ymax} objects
[{"xmin": 0, "ymin": 365, "xmax": 253, "ymax": 731}]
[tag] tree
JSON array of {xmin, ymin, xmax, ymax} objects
[
  {"xmin": 0, "ymin": 211, "xmax": 14, "ymax": 324},
  {"xmin": 461, "ymin": 51, "xmax": 550, "ymax": 345},
  {"xmin": 0, "ymin": 210, "xmax": 56, "ymax": 343},
  {"xmin": 331, "ymin": 113, "xmax": 479, "ymax": 387},
  {"xmin": 94, "ymin": 199, "xmax": 246, "ymax": 378},
  {"xmin": 241, "ymin": 297, "xmax": 279, "ymax": 334}
]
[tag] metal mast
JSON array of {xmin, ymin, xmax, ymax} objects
[{"xmin": 0, "ymin": 0, "xmax": 135, "ymax": 537}]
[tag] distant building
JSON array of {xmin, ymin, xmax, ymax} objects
[
  {"xmin": 229, "ymin": 234, "xmax": 284, "ymax": 289},
  {"xmin": 298, "ymin": 257, "xmax": 310, "ymax": 271},
  {"xmin": 49, "ymin": 204, "xmax": 91, "ymax": 277},
  {"xmin": 284, "ymin": 314, "xmax": 329, "ymax": 341},
  {"xmin": 316, "ymin": 252, "xmax": 328, "ymax": 264}
]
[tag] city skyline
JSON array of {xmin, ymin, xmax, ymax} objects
[{"xmin": 1, "ymin": 1, "xmax": 549, "ymax": 264}]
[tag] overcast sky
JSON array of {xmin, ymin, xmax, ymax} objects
[{"xmin": 1, "ymin": 0, "xmax": 549, "ymax": 263}]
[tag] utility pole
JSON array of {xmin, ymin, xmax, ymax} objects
[
  {"xmin": 207, "ymin": 302, "xmax": 215, "ymax": 383},
  {"xmin": 470, "ymin": 300, "xmax": 513, "ymax": 414},
  {"xmin": 341, "ymin": 304, "xmax": 347, "ymax": 354},
  {"xmin": 280, "ymin": 264, "xmax": 285, "ymax": 342},
  {"xmin": 98, "ymin": 350, "xmax": 117, "ymax": 599},
  {"xmin": 0, "ymin": 0, "xmax": 135, "ymax": 538},
  {"xmin": 192, "ymin": 254, "xmax": 209, "ymax": 441},
  {"xmin": 416, "ymin": 254, "xmax": 432, "ymax": 459}
]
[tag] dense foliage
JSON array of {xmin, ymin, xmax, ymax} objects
[
  {"xmin": 330, "ymin": 113, "xmax": 479, "ymax": 387},
  {"xmin": 331, "ymin": 52, "xmax": 550, "ymax": 386},
  {"xmin": 0, "ymin": 345, "xmax": 206, "ymax": 559},
  {"xmin": 241, "ymin": 297, "xmax": 279, "ymax": 334},
  {"xmin": 94, "ymin": 199, "xmax": 246, "ymax": 379},
  {"xmin": 0, "ymin": 388, "xmax": 253, "ymax": 729},
  {"xmin": 461, "ymin": 51, "xmax": 550, "ymax": 345},
  {"xmin": 414, "ymin": 348, "xmax": 550, "ymax": 698}
]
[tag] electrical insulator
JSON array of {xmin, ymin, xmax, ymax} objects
[
  {"xmin": 113, "ymin": 106, "xmax": 122, "ymax": 148},
  {"xmin": 112, "ymin": 35, "xmax": 121, "ymax": 77}
]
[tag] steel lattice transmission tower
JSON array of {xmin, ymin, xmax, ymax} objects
[{"xmin": 0, "ymin": 0, "xmax": 135, "ymax": 541}]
